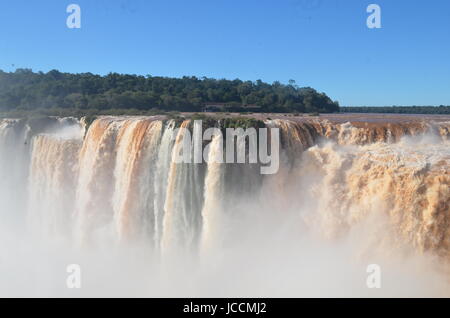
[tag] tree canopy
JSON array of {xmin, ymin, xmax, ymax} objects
[{"xmin": 0, "ymin": 69, "xmax": 340, "ymax": 116}]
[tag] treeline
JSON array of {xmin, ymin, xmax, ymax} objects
[
  {"xmin": 341, "ymin": 106, "xmax": 450, "ymax": 115},
  {"xmin": 0, "ymin": 69, "xmax": 339, "ymax": 116}
]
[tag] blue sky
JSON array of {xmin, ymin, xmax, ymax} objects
[{"xmin": 0, "ymin": 0, "xmax": 449, "ymax": 106}]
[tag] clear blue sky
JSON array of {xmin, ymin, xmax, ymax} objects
[{"xmin": 0, "ymin": 0, "xmax": 449, "ymax": 106}]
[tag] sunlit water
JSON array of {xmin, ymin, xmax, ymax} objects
[{"xmin": 0, "ymin": 116, "xmax": 449, "ymax": 297}]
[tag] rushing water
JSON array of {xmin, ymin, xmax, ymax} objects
[{"xmin": 0, "ymin": 115, "xmax": 449, "ymax": 297}]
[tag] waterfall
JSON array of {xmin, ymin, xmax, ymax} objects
[
  {"xmin": 0, "ymin": 115, "xmax": 449, "ymax": 296},
  {"xmin": 112, "ymin": 119, "xmax": 162, "ymax": 243},
  {"xmin": 200, "ymin": 134, "xmax": 224, "ymax": 252},
  {"xmin": 161, "ymin": 120, "xmax": 203, "ymax": 253},
  {"xmin": 0, "ymin": 115, "xmax": 448, "ymax": 265},
  {"xmin": 74, "ymin": 118, "xmax": 125, "ymax": 245},
  {"xmin": 28, "ymin": 134, "xmax": 81, "ymax": 238},
  {"xmin": 153, "ymin": 120, "xmax": 176, "ymax": 249}
]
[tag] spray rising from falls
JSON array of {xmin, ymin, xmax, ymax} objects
[{"xmin": 0, "ymin": 115, "xmax": 449, "ymax": 295}]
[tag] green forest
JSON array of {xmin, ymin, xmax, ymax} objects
[{"xmin": 0, "ymin": 69, "xmax": 339, "ymax": 117}]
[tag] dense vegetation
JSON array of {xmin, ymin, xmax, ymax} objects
[
  {"xmin": 0, "ymin": 69, "xmax": 339, "ymax": 117},
  {"xmin": 341, "ymin": 106, "xmax": 450, "ymax": 115},
  {"xmin": 189, "ymin": 113, "xmax": 265, "ymax": 130}
]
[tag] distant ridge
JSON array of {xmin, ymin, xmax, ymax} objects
[{"xmin": 341, "ymin": 106, "xmax": 450, "ymax": 115}]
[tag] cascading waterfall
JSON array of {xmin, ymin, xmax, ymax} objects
[
  {"xmin": 0, "ymin": 118, "xmax": 82, "ymax": 226},
  {"xmin": 161, "ymin": 120, "xmax": 204, "ymax": 254},
  {"xmin": 153, "ymin": 120, "xmax": 176, "ymax": 249},
  {"xmin": 28, "ymin": 134, "xmax": 81, "ymax": 237},
  {"xmin": 74, "ymin": 118, "xmax": 126, "ymax": 245},
  {"xmin": 300, "ymin": 140, "xmax": 450, "ymax": 258},
  {"xmin": 112, "ymin": 119, "xmax": 164, "ymax": 243},
  {"xmin": 200, "ymin": 133, "xmax": 225, "ymax": 252},
  {"xmin": 0, "ymin": 116, "xmax": 449, "ymax": 278}
]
